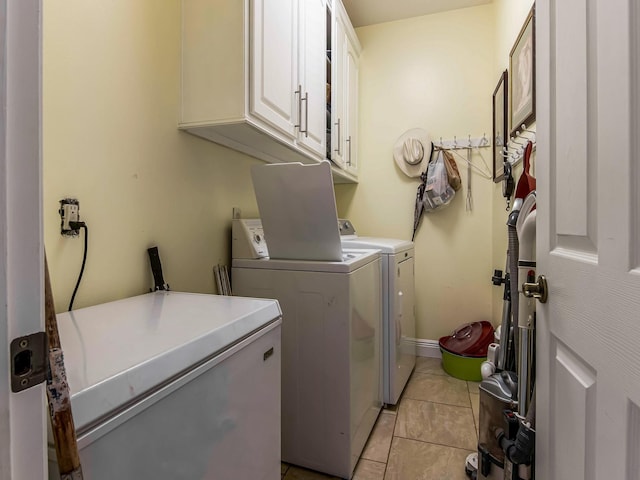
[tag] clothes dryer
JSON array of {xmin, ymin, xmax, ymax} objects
[
  {"xmin": 339, "ymin": 219, "xmax": 416, "ymax": 406},
  {"xmin": 232, "ymin": 249, "xmax": 382, "ymax": 479}
]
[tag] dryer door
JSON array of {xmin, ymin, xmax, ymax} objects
[{"xmin": 388, "ymin": 255, "xmax": 416, "ymax": 404}]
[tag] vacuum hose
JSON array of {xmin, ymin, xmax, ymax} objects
[
  {"xmin": 516, "ymin": 197, "xmax": 537, "ymax": 417},
  {"xmin": 507, "ymin": 212, "xmax": 520, "ymax": 371}
]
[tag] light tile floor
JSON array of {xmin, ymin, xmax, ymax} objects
[{"xmin": 281, "ymin": 357, "xmax": 480, "ymax": 480}]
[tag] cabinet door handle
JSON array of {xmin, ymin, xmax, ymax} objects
[
  {"xmin": 346, "ymin": 136, "xmax": 352, "ymax": 166},
  {"xmin": 334, "ymin": 118, "xmax": 341, "ymax": 154},
  {"xmin": 294, "ymin": 85, "xmax": 302, "ymax": 129},
  {"xmin": 300, "ymin": 92, "xmax": 309, "ymax": 136}
]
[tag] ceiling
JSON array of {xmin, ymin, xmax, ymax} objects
[{"xmin": 341, "ymin": 0, "xmax": 493, "ymax": 27}]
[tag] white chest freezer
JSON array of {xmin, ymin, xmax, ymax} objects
[{"xmin": 48, "ymin": 291, "xmax": 282, "ymax": 480}]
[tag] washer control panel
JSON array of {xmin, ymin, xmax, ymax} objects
[
  {"xmin": 232, "ymin": 219, "xmax": 269, "ymax": 259},
  {"xmin": 338, "ymin": 219, "xmax": 357, "ymax": 236}
]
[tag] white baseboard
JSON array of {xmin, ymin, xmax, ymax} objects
[{"xmin": 408, "ymin": 338, "xmax": 441, "ymax": 358}]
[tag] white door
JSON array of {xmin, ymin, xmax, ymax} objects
[
  {"xmin": 297, "ymin": 0, "xmax": 326, "ymax": 158},
  {"xmin": 536, "ymin": 0, "xmax": 640, "ymax": 478},
  {"xmin": 0, "ymin": 0, "xmax": 47, "ymax": 479},
  {"xmin": 250, "ymin": 0, "xmax": 298, "ymax": 139}
]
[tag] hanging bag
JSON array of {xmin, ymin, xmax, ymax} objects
[
  {"xmin": 423, "ymin": 150, "xmax": 456, "ymax": 212},
  {"xmin": 443, "ymin": 150, "xmax": 462, "ymax": 191}
]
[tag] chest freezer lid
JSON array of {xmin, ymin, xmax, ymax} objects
[
  {"xmin": 55, "ymin": 291, "xmax": 282, "ymax": 431},
  {"xmin": 250, "ymin": 161, "xmax": 343, "ymax": 262}
]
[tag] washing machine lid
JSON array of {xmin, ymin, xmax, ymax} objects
[
  {"xmin": 251, "ymin": 161, "xmax": 343, "ymax": 262},
  {"xmin": 232, "ymin": 248, "xmax": 380, "ymax": 273},
  {"xmin": 341, "ymin": 237, "xmax": 413, "ymax": 254},
  {"xmin": 55, "ymin": 291, "xmax": 282, "ymax": 431}
]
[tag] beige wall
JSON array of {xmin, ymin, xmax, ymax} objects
[
  {"xmin": 43, "ymin": 0, "xmax": 536, "ymax": 337},
  {"xmin": 335, "ymin": 5, "xmax": 497, "ymax": 340},
  {"xmin": 490, "ymin": 0, "xmax": 536, "ymax": 324},
  {"xmin": 43, "ymin": 0, "xmax": 261, "ymax": 312}
]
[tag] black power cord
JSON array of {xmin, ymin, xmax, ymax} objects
[{"xmin": 68, "ymin": 221, "xmax": 88, "ymax": 311}]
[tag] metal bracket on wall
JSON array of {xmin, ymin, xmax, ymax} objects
[{"xmin": 10, "ymin": 332, "xmax": 49, "ymax": 393}]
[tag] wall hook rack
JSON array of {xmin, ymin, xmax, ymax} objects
[
  {"xmin": 434, "ymin": 135, "xmax": 492, "ymax": 151},
  {"xmin": 504, "ymin": 123, "xmax": 536, "ymax": 166}
]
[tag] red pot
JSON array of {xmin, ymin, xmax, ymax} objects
[{"xmin": 438, "ymin": 320, "xmax": 494, "ymax": 357}]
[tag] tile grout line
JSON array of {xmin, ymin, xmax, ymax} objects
[
  {"xmin": 392, "ymin": 433, "xmax": 477, "ymax": 454},
  {"xmin": 467, "ymin": 386, "xmax": 475, "ymax": 439},
  {"xmin": 383, "ymin": 404, "xmax": 400, "ymax": 478},
  {"xmin": 401, "ymin": 396, "xmax": 473, "ymax": 409}
]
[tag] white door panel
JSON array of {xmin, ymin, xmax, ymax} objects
[
  {"xmin": 537, "ymin": 0, "xmax": 640, "ymax": 478},
  {"xmin": 1, "ymin": 0, "xmax": 47, "ymax": 479}
]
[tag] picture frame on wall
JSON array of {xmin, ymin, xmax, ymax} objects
[
  {"xmin": 509, "ymin": 5, "xmax": 535, "ymax": 136},
  {"xmin": 492, "ymin": 70, "xmax": 508, "ymax": 182}
]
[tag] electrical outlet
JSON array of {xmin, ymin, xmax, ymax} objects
[
  {"xmin": 232, "ymin": 207, "xmax": 242, "ymax": 219},
  {"xmin": 59, "ymin": 198, "xmax": 80, "ymax": 236}
]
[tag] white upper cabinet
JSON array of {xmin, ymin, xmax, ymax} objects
[
  {"xmin": 329, "ymin": 0, "xmax": 361, "ymax": 177},
  {"xmin": 344, "ymin": 35, "xmax": 359, "ymax": 174},
  {"xmin": 250, "ymin": 0, "xmax": 326, "ymax": 158},
  {"xmin": 250, "ymin": 0, "xmax": 298, "ymax": 140},
  {"xmin": 296, "ymin": 0, "xmax": 328, "ymax": 158},
  {"xmin": 330, "ymin": 4, "xmax": 346, "ymax": 168},
  {"xmin": 180, "ymin": 0, "xmax": 354, "ymax": 180}
]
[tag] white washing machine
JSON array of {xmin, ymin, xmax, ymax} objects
[
  {"xmin": 339, "ymin": 219, "xmax": 416, "ymax": 406},
  {"xmin": 232, "ymin": 250, "xmax": 382, "ymax": 479},
  {"xmin": 232, "ymin": 161, "xmax": 383, "ymax": 479}
]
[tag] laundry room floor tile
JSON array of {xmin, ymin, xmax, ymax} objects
[
  {"xmin": 384, "ymin": 437, "xmax": 473, "ymax": 480},
  {"xmin": 403, "ymin": 372, "xmax": 471, "ymax": 407},
  {"xmin": 395, "ymin": 398, "xmax": 477, "ymax": 451},
  {"xmin": 467, "ymin": 380, "xmax": 481, "ymax": 394},
  {"xmin": 361, "ymin": 412, "xmax": 396, "ymax": 463},
  {"xmin": 414, "ymin": 356, "xmax": 447, "ymax": 376},
  {"xmin": 353, "ymin": 459, "xmax": 386, "ymax": 480},
  {"xmin": 282, "ymin": 357, "xmax": 480, "ymax": 479}
]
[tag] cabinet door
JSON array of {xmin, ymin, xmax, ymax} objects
[
  {"xmin": 250, "ymin": 0, "xmax": 298, "ymax": 139},
  {"xmin": 344, "ymin": 38, "xmax": 359, "ymax": 174},
  {"xmin": 297, "ymin": 0, "xmax": 326, "ymax": 158},
  {"xmin": 330, "ymin": 5, "xmax": 347, "ymax": 167}
]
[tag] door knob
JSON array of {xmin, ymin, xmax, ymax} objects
[{"xmin": 522, "ymin": 275, "xmax": 548, "ymax": 303}]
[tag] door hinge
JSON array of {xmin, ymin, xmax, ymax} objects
[{"xmin": 10, "ymin": 332, "xmax": 48, "ymax": 393}]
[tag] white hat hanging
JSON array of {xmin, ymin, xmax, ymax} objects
[{"xmin": 393, "ymin": 128, "xmax": 433, "ymax": 178}]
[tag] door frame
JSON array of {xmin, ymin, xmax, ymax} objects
[{"xmin": 0, "ymin": 0, "xmax": 47, "ymax": 478}]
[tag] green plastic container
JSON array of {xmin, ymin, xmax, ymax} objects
[{"xmin": 440, "ymin": 347, "xmax": 486, "ymax": 382}]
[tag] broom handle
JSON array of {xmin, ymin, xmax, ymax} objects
[{"xmin": 44, "ymin": 253, "xmax": 84, "ymax": 479}]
